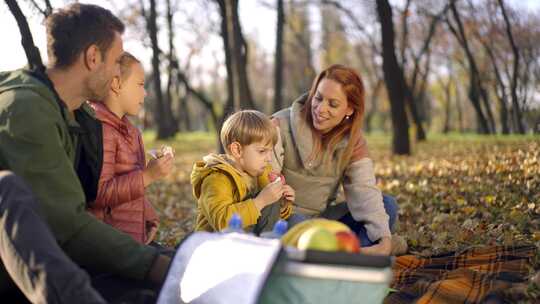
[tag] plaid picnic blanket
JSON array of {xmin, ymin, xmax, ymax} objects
[{"xmin": 385, "ymin": 245, "xmax": 537, "ymax": 303}]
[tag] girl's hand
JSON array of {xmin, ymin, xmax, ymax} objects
[
  {"xmin": 145, "ymin": 220, "xmax": 159, "ymax": 244},
  {"xmin": 143, "ymin": 154, "xmax": 174, "ymax": 186}
]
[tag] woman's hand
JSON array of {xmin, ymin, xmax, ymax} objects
[{"xmin": 360, "ymin": 236, "xmax": 392, "ymax": 256}]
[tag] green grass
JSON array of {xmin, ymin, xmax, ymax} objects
[{"xmin": 143, "ymin": 131, "xmax": 217, "ymax": 154}]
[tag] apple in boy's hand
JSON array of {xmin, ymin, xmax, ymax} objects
[
  {"xmin": 335, "ymin": 231, "xmax": 361, "ymax": 253},
  {"xmin": 268, "ymin": 172, "xmax": 286, "ymax": 185}
]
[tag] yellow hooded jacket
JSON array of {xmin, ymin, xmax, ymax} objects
[{"xmin": 191, "ymin": 154, "xmax": 292, "ymax": 232}]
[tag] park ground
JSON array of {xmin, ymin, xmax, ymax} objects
[{"xmin": 144, "ymin": 133, "xmax": 540, "ymax": 284}]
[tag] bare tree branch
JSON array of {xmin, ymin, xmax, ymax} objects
[
  {"xmin": 5, "ymin": 0, "xmax": 45, "ymax": 71},
  {"xmin": 319, "ymin": 0, "xmax": 381, "ymax": 54},
  {"xmin": 498, "ymin": 0, "xmax": 525, "ymax": 133},
  {"xmin": 27, "ymin": 0, "xmax": 52, "ymax": 17}
]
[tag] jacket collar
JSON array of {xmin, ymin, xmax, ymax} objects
[{"xmin": 90, "ymin": 101, "xmax": 132, "ymax": 139}]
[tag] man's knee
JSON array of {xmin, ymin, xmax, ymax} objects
[
  {"xmin": 0, "ymin": 172, "xmax": 26, "ymax": 196},
  {"xmin": 0, "ymin": 171, "xmax": 36, "ymax": 211},
  {"xmin": 0, "ymin": 171, "xmax": 18, "ymax": 188}
]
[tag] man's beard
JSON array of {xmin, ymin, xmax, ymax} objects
[{"xmin": 85, "ymin": 66, "xmax": 111, "ymax": 101}]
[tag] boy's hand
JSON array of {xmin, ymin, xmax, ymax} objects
[
  {"xmin": 268, "ymin": 172, "xmax": 285, "ymax": 184},
  {"xmin": 282, "ymin": 185, "xmax": 295, "ymax": 202},
  {"xmin": 253, "ymin": 182, "xmax": 284, "ymax": 211},
  {"xmin": 143, "ymin": 154, "xmax": 174, "ymax": 186}
]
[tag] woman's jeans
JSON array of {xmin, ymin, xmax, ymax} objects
[{"xmin": 287, "ymin": 194, "xmax": 398, "ymax": 247}]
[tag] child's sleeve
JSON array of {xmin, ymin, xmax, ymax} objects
[
  {"xmin": 199, "ymin": 173, "xmax": 261, "ymax": 231},
  {"xmin": 92, "ymin": 126, "xmax": 145, "ymax": 208}
]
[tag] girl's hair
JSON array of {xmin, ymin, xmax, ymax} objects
[
  {"xmin": 221, "ymin": 110, "xmax": 278, "ymax": 152},
  {"xmin": 118, "ymin": 51, "xmax": 141, "ymax": 81},
  {"xmin": 302, "ymin": 64, "xmax": 366, "ymax": 165}
]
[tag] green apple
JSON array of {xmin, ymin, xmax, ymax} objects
[{"xmin": 297, "ymin": 226, "xmax": 339, "ymax": 251}]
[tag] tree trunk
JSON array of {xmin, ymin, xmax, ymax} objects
[
  {"xmin": 479, "ymin": 83, "xmax": 496, "ymax": 133},
  {"xmin": 217, "ymin": 0, "xmax": 255, "ymax": 112},
  {"xmin": 481, "ymin": 38, "xmax": 510, "ymax": 134},
  {"xmin": 376, "ymin": 0, "xmax": 410, "ymax": 155},
  {"xmin": 405, "ymin": 83, "xmax": 426, "ymax": 141},
  {"xmin": 365, "ymin": 79, "xmax": 382, "ymax": 133},
  {"xmin": 498, "ymin": 0, "xmax": 525, "ymax": 134},
  {"xmin": 176, "ymin": 71, "xmax": 220, "ymax": 134},
  {"xmin": 148, "ymin": 0, "xmax": 176, "ymax": 139},
  {"xmin": 273, "ymin": 0, "xmax": 285, "ymax": 112},
  {"xmin": 216, "ymin": 0, "xmax": 256, "ymax": 150},
  {"xmin": 401, "ymin": 4, "xmax": 448, "ymax": 141},
  {"xmin": 165, "ymin": 0, "xmax": 180, "ymax": 133},
  {"xmin": 443, "ymin": 95, "xmax": 451, "ymax": 133},
  {"xmin": 442, "ymin": 75, "xmax": 452, "ymax": 133},
  {"xmin": 447, "ymin": 2, "xmax": 492, "ymax": 134},
  {"xmin": 454, "ymin": 76, "xmax": 464, "ymax": 133},
  {"xmin": 6, "ymin": 0, "xmax": 45, "ymax": 71}
]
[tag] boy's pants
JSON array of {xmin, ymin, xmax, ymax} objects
[{"xmin": 0, "ymin": 171, "xmax": 106, "ymax": 304}]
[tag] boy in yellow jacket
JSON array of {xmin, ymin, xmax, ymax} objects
[{"xmin": 191, "ymin": 110, "xmax": 294, "ymax": 233}]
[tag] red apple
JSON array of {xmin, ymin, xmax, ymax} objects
[
  {"xmin": 335, "ymin": 231, "xmax": 361, "ymax": 253},
  {"xmin": 268, "ymin": 172, "xmax": 286, "ymax": 184}
]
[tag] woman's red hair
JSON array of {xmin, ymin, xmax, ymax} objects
[{"xmin": 302, "ymin": 64, "xmax": 365, "ymax": 166}]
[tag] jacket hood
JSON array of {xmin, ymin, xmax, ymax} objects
[
  {"xmin": 191, "ymin": 153, "xmax": 267, "ymax": 200},
  {"xmin": 0, "ymin": 69, "xmax": 58, "ymax": 109},
  {"xmin": 191, "ymin": 153, "xmax": 248, "ymax": 199}
]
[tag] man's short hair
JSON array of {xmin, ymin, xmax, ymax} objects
[
  {"xmin": 221, "ymin": 110, "xmax": 278, "ymax": 153},
  {"xmin": 46, "ymin": 3, "xmax": 125, "ymax": 68}
]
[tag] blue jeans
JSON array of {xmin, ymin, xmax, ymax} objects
[{"xmin": 287, "ymin": 194, "xmax": 398, "ymax": 247}]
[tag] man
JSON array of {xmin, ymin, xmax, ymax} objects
[{"xmin": 0, "ymin": 3, "xmax": 170, "ymax": 302}]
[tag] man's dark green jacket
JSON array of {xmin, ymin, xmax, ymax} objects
[{"xmin": 0, "ymin": 69, "xmax": 158, "ymax": 290}]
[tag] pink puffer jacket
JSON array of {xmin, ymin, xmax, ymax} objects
[{"xmin": 88, "ymin": 102, "xmax": 158, "ymax": 244}]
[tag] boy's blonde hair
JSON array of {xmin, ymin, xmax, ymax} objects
[{"xmin": 220, "ymin": 110, "xmax": 278, "ymax": 153}]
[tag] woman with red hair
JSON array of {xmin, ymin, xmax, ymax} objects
[{"xmin": 271, "ymin": 64, "xmax": 400, "ymax": 256}]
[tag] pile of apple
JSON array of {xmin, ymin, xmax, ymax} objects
[
  {"xmin": 297, "ymin": 226, "xmax": 360, "ymax": 253},
  {"xmin": 268, "ymin": 173, "xmax": 362, "ymax": 254},
  {"xmin": 281, "ymin": 219, "xmax": 361, "ymax": 253}
]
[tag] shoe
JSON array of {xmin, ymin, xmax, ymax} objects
[{"xmin": 390, "ymin": 234, "xmax": 408, "ymax": 256}]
